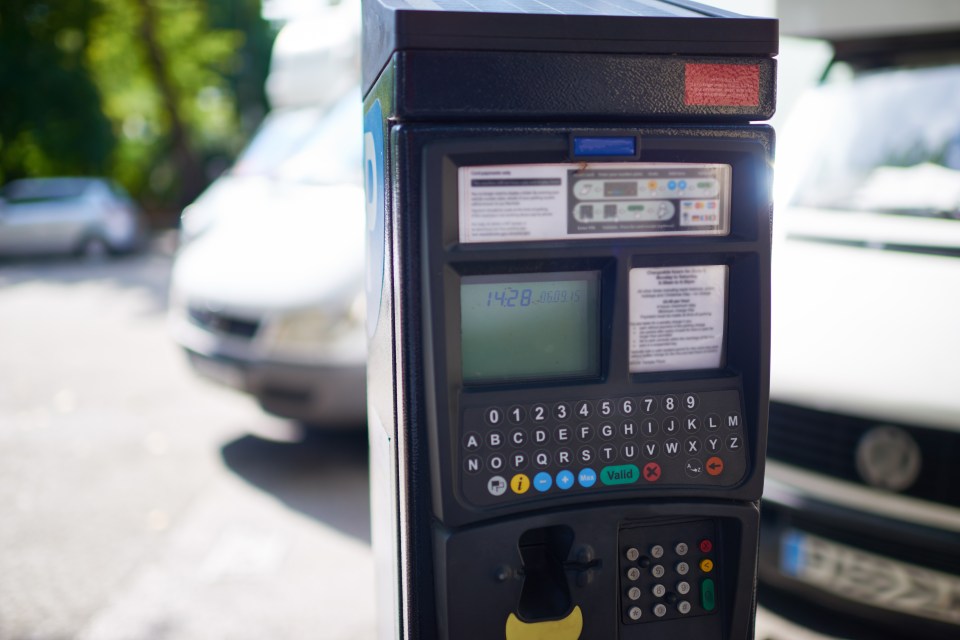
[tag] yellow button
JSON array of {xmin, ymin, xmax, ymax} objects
[
  {"xmin": 511, "ymin": 474, "xmax": 531, "ymax": 494},
  {"xmin": 699, "ymin": 558, "xmax": 714, "ymax": 573}
]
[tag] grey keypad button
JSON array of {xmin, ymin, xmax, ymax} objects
[
  {"xmin": 677, "ymin": 581, "xmax": 691, "ymax": 595},
  {"xmin": 627, "ymin": 587, "xmax": 642, "ymax": 601},
  {"xmin": 652, "ymin": 583, "xmax": 666, "ymax": 598},
  {"xmin": 653, "ymin": 603, "xmax": 667, "ymax": 618},
  {"xmin": 626, "ymin": 567, "xmax": 641, "ymax": 581},
  {"xmin": 651, "ymin": 564, "xmax": 665, "ymax": 578},
  {"xmin": 650, "ymin": 545, "xmax": 664, "ymax": 558},
  {"xmin": 625, "ymin": 547, "xmax": 640, "ymax": 562},
  {"xmin": 675, "ymin": 542, "xmax": 689, "ymax": 556},
  {"xmin": 628, "ymin": 606, "xmax": 642, "ymax": 621},
  {"xmin": 678, "ymin": 601, "xmax": 692, "ymax": 614},
  {"xmin": 676, "ymin": 561, "xmax": 690, "ymax": 576},
  {"xmin": 487, "ymin": 476, "xmax": 507, "ymax": 496}
]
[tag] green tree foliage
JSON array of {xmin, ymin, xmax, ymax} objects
[
  {"xmin": 0, "ymin": 0, "xmax": 272, "ymax": 218},
  {"xmin": 0, "ymin": 1, "xmax": 115, "ymax": 181}
]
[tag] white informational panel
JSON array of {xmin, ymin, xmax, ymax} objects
[
  {"xmin": 629, "ymin": 266, "xmax": 728, "ymax": 373},
  {"xmin": 458, "ymin": 163, "xmax": 731, "ymax": 244}
]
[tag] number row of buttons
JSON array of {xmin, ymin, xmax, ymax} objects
[{"xmin": 484, "ymin": 394, "xmax": 705, "ymax": 426}]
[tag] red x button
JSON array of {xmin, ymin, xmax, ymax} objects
[{"xmin": 643, "ymin": 462, "xmax": 662, "ymax": 482}]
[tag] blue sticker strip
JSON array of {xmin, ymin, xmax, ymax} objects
[{"xmin": 573, "ymin": 136, "xmax": 636, "ymax": 157}]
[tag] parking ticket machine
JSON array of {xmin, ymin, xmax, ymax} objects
[{"xmin": 362, "ymin": 2, "xmax": 777, "ymax": 639}]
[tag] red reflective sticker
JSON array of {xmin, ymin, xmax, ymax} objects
[{"xmin": 685, "ymin": 63, "xmax": 760, "ymax": 107}]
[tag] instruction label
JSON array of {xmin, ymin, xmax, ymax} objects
[
  {"xmin": 459, "ymin": 163, "xmax": 730, "ymax": 243},
  {"xmin": 629, "ymin": 266, "xmax": 727, "ymax": 373}
]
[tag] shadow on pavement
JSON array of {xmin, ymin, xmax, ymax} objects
[{"xmin": 220, "ymin": 428, "xmax": 372, "ymax": 544}]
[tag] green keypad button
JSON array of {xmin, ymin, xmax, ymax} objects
[
  {"xmin": 701, "ymin": 578, "xmax": 716, "ymax": 612},
  {"xmin": 600, "ymin": 464, "xmax": 639, "ymax": 486}
]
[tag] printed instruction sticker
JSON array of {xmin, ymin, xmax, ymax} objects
[
  {"xmin": 629, "ymin": 266, "xmax": 727, "ymax": 373},
  {"xmin": 459, "ymin": 163, "xmax": 730, "ymax": 243}
]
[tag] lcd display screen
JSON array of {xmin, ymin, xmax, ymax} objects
[{"xmin": 461, "ymin": 272, "xmax": 600, "ymax": 383}]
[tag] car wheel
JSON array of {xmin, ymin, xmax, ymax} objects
[{"xmin": 78, "ymin": 236, "xmax": 110, "ymax": 261}]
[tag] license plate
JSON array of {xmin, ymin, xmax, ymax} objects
[
  {"xmin": 191, "ymin": 355, "xmax": 245, "ymax": 389},
  {"xmin": 781, "ymin": 529, "xmax": 960, "ymax": 626}
]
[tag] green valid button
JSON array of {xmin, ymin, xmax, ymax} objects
[
  {"xmin": 600, "ymin": 464, "xmax": 639, "ymax": 486},
  {"xmin": 701, "ymin": 578, "xmax": 716, "ymax": 612},
  {"xmin": 626, "ymin": 205, "xmax": 645, "ymax": 211}
]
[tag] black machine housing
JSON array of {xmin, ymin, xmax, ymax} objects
[{"xmin": 362, "ymin": 2, "xmax": 777, "ymax": 639}]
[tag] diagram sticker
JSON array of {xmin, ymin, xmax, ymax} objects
[
  {"xmin": 458, "ymin": 163, "xmax": 730, "ymax": 244},
  {"xmin": 629, "ymin": 266, "xmax": 728, "ymax": 373}
]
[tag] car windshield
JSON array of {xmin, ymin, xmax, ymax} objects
[
  {"xmin": 229, "ymin": 108, "xmax": 326, "ymax": 178},
  {"xmin": 275, "ymin": 90, "xmax": 361, "ymax": 186},
  {"xmin": 228, "ymin": 91, "xmax": 361, "ymax": 186},
  {"xmin": 784, "ymin": 61, "xmax": 960, "ymax": 218}
]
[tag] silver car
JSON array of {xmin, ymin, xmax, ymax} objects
[
  {"xmin": 168, "ymin": 92, "xmax": 367, "ymax": 426},
  {"xmin": 0, "ymin": 177, "xmax": 144, "ymax": 259}
]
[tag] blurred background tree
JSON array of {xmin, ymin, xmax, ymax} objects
[{"xmin": 0, "ymin": 0, "xmax": 274, "ymax": 225}]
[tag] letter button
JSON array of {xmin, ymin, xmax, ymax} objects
[{"xmin": 463, "ymin": 432, "xmax": 481, "ymax": 451}]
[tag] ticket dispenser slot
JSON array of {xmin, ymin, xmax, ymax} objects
[{"xmin": 362, "ymin": 2, "xmax": 777, "ymax": 639}]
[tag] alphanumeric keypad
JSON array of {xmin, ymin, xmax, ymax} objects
[{"xmin": 460, "ymin": 390, "xmax": 747, "ymax": 506}]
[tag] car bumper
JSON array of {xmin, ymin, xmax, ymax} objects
[
  {"xmin": 759, "ymin": 462, "xmax": 960, "ymax": 639},
  {"xmin": 184, "ymin": 348, "xmax": 366, "ymax": 426}
]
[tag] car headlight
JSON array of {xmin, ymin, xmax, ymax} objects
[{"xmin": 268, "ymin": 292, "xmax": 366, "ymax": 351}]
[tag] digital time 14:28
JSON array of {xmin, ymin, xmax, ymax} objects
[{"xmin": 485, "ymin": 285, "xmax": 582, "ymax": 308}]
